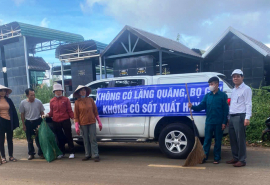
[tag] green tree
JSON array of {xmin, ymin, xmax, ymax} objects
[{"xmin": 34, "ymin": 83, "xmax": 54, "ymax": 104}]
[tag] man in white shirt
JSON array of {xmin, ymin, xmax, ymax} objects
[{"xmin": 226, "ymin": 69, "xmax": 252, "ymax": 167}]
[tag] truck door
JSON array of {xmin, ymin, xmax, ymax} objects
[
  {"xmin": 109, "ymin": 78, "xmax": 149, "ymax": 136},
  {"xmin": 88, "ymin": 81, "xmax": 111, "ymax": 135}
]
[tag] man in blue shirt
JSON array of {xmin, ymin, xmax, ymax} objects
[{"xmin": 188, "ymin": 77, "xmax": 229, "ymax": 164}]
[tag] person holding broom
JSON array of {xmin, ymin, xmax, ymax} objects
[{"xmin": 188, "ymin": 77, "xmax": 229, "ymax": 164}]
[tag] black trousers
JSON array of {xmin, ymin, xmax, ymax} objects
[
  {"xmin": 0, "ymin": 117, "xmax": 13, "ymax": 158},
  {"xmin": 25, "ymin": 118, "xmax": 43, "ymax": 156},
  {"xmin": 53, "ymin": 119, "xmax": 74, "ymax": 155}
]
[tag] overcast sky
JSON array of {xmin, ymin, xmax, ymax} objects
[{"xmin": 0, "ymin": 0, "xmax": 270, "ymax": 64}]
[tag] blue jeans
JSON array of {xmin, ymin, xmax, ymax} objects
[
  {"xmin": 203, "ymin": 124, "xmax": 223, "ymax": 161},
  {"xmin": 80, "ymin": 124, "xmax": 99, "ymax": 158}
]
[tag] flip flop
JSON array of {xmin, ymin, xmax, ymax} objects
[
  {"xmin": 1, "ymin": 158, "xmax": 7, "ymax": 164},
  {"xmin": 9, "ymin": 157, "xmax": 17, "ymax": 162},
  {"xmin": 213, "ymin": 161, "xmax": 220, "ymax": 164}
]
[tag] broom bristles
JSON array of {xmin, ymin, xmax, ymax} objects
[{"xmin": 183, "ymin": 137, "xmax": 206, "ymax": 167}]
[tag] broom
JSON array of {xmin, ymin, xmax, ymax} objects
[{"xmin": 183, "ymin": 83, "xmax": 206, "ymax": 167}]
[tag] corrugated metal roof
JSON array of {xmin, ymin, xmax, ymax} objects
[
  {"xmin": 241, "ymin": 33, "xmax": 270, "ymax": 56},
  {"xmin": 101, "ymin": 25, "xmax": 202, "ymax": 58},
  {"xmin": 28, "ymin": 57, "xmax": 50, "ymax": 71},
  {"xmin": 55, "ymin": 39, "xmax": 107, "ymax": 58},
  {"xmin": 130, "ymin": 26, "xmax": 202, "ymax": 58},
  {"xmin": 1, "ymin": 21, "xmax": 84, "ymax": 43},
  {"xmin": 203, "ymin": 26, "xmax": 270, "ymax": 58}
]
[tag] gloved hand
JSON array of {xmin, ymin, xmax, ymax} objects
[
  {"xmin": 75, "ymin": 122, "xmax": 80, "ymax": 135},
  {"xmin": 98, "ymin": 122, "xmax": 102, "ymax": 131},
  {"xmin": 96, "ymin": 116, "xmax": 102, "ymax": 131}
]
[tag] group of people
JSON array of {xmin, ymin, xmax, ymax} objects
[
  {"xmin": 0, "ymin": 84, "xmax": 102, "ymax": 165},
  {"xmin": 43, "ymin": 84, "xmax": 102, "ymax": 162},
  {"xmin": 188, "ymin": 69, "xmax": 252, "ymax": 167},
  {"xmin": 0, "ymin": 68, "xmax": 252, "ymax": 167}
]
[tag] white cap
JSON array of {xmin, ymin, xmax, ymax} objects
[
  {"xmin": 231, "ymin": 69, "xmax": 243, "ymax": 76},
  {"xmin": 53, "ymin": 84, "xmax": 64, "ymax": 92}
]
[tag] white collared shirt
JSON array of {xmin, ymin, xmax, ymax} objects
[{"xmin": 229, "ymin": 82, "xmax": 252, "ymax": 120}]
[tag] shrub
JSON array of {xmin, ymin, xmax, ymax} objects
[
  {"xmin": 34, "ymin": 83, "xmax": 54, "ymax": 104},
  {"xmin": 247, "ymin": 87, "xmax": 270, "ymax": 142}
]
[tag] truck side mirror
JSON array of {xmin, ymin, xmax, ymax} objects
[{"xmin": 69, "ymin": 97, "xmax": 77, "ymax": 103}]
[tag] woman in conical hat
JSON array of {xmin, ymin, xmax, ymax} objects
[
  {"xmin": 0, "ymin": 85, "xmax": 19, "ymax": 165},
  {"xmin": 73, "ymin": 85, "xmax": 102, "ymax": 162}
]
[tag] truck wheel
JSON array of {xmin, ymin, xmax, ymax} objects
[{"xmin": 159, "ymin": 123, "xmax": 195, "ymax": 159}]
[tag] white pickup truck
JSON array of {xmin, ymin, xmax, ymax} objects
[{"xmin": 44, "ymin": 72, "xmax": 232, "ymax": 159}]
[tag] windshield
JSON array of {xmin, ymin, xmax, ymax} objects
[{"xmin": 218, "ymin": 75, "xmax": 233, "ymax": 89}]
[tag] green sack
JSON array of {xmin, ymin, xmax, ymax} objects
[{"xmin": 38, "ymin": 120, "xmax": 62, "ymax": 162}]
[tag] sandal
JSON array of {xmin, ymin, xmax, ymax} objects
[
  {"xmin": 1, "ymin": 158, "xmax": 7, "ymax": 164},
  {"xmin": 213, "ymin": 161, "xmax": 220, "ymax": 164},
  {"xmin": 9, "ymin": 157, "xmax": 17, "ymax": 162}
]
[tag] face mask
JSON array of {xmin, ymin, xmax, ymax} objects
[
  {"xmin": 81, "ymin": 96, "xmax": 86, "ymax": 98},
  {"xmin": 55, "ymin": 95, "xmax": 62, "ymax": 98},
  {"xmin": 209, "ymin": 85, "xmax": 216, "ymax": 92}
]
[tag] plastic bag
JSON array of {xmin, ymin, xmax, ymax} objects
[{"xmin": 38, "ymin": 120, "xmax": 62, "ymax": 162}]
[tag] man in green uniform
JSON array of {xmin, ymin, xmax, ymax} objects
[{"xmin": 188, "ymin": 77, "xmax": 229, "ymax": 164}]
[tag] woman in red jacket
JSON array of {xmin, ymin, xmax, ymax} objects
[{"xmin": 45, "ymin": 84, "xmax": 75, "ymax": 159}]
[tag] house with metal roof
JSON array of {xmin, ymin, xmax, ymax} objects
[
  {"xmin": 101, "ymin": 25, "xmax": 202, "ymax": 78},
  {"xmin": 202, "ymin": 26, "xmax": 270, "ymax": 88},
  {"xmin": 0, "ymin": 21, "xmax": 84, "ymax": 106}
]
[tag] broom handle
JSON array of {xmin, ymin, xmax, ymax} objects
[{"xmin": 185, "ymin": 83, "xmax": 194, "ymax": 120}]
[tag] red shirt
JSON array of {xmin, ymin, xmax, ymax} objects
[{"xmin": 48, "ymin": 96, "xmax": 74, "ymax": 122}]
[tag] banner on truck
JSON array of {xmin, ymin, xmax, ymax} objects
[{"xmin": 96, "ymin": 82, "xmax": 223, "ymax": 117}]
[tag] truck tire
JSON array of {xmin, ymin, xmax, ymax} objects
[{"xmin": 159, "ymin": 123, "xmax": 195, "ymax": 159}]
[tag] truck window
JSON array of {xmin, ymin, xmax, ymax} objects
[
  {"xmin": 114, "ymin": 79, "xmax": 144, "ymax": 87},
  {"xmin": 88, "ymin": 81, "xmax": 110, "ymax": 100},
  {"xmin": 158, "ymin": 75, "xmax": 208, "ymax": 84},
  {"xmin": 217, "ymin": 75, "xmax": 233, "ymax": 89}
]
